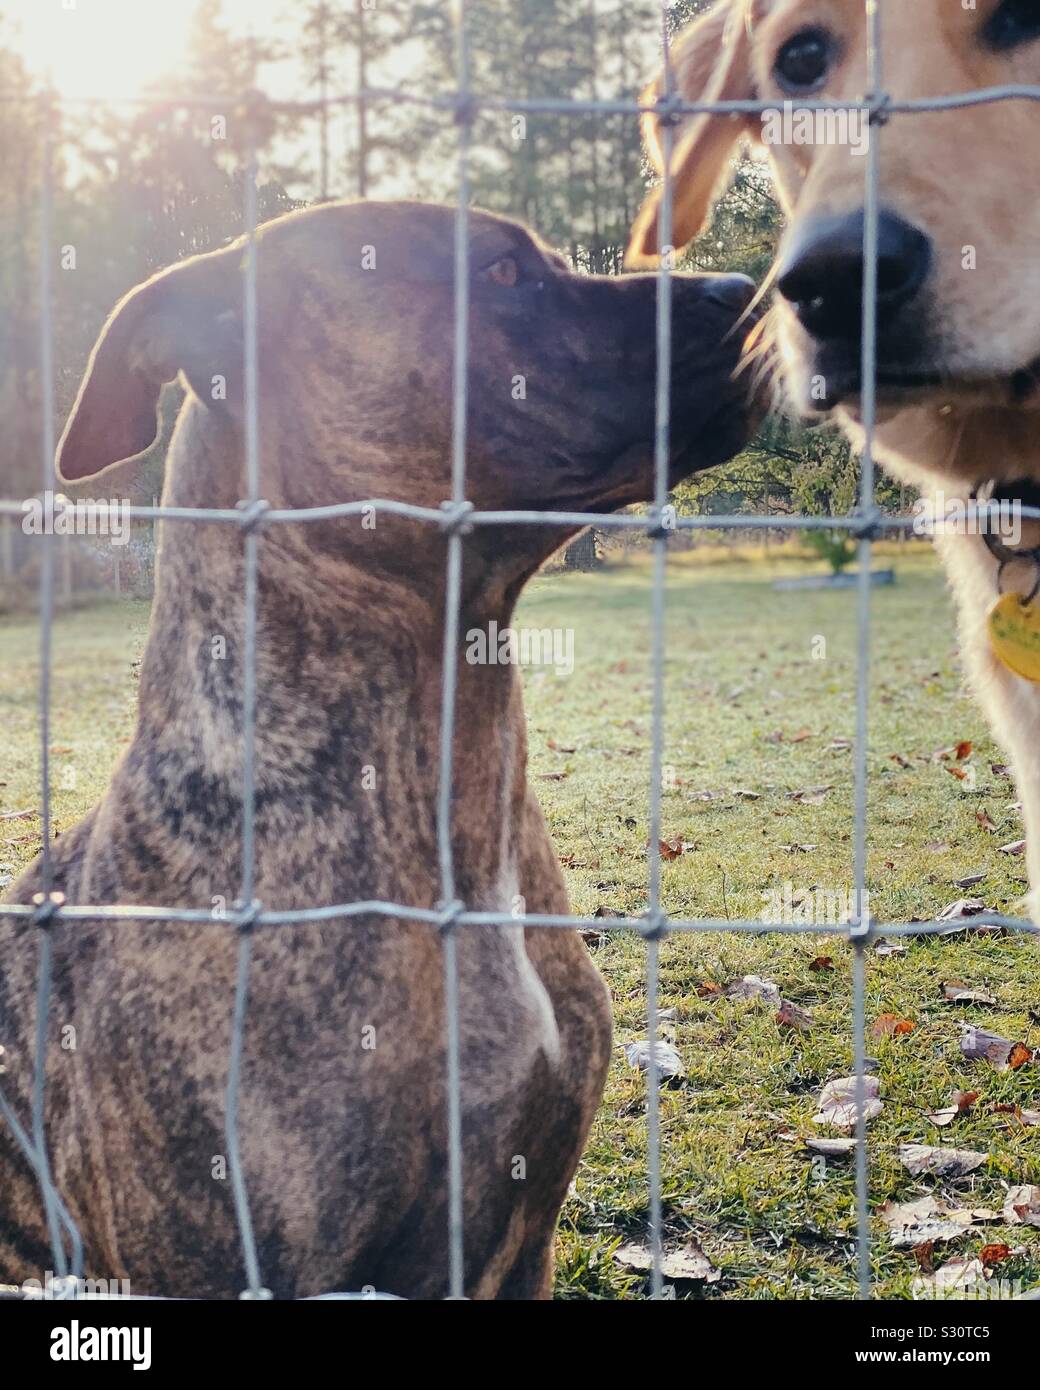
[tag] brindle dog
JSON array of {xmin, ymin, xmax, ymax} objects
[{"xmin": 1, "ymin": 200, "xmax": 757, "ymax": 1299}]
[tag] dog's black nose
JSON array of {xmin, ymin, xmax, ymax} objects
[
  {"xmin": 700, "ymin": 273, "xmax": 757, "ymax": 312},
  {"xmin": 776, "ymin": 210, "xmax": 931, "ymax": 342}
]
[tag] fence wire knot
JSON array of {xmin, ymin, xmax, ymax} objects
[
  {"xmin": 639, "ymin": 907, "xmax": 669, "ymax": 943},
  {"xmin": 867, "ymin": 92, "xmax": 892, "ymax": 126},
  {"xmin": 439, "ymin": 499, "xmax": 475, "ymax": 536},
  {"xmin": 31, "ymin": 891, "xmax": 65, "ymax": 929},
  {"xmin": 646, "ymin": 510, "xmax": 671, "ymax": 542},
  {"xmin": 850, "ymin": 506, "xmax": 884, "ymax": 542},
  {"xmin": 847, "ymin": 912, "xmax": 875, "ymax": 945},
  {"xmin": 236, "ymin": 498, "xmax": 271, "ymax": 533},
  {"xmin": 435, "ymin": 899, "xmax": 465, "ymax": 936},
  {"xmin": 453, "ymin": 92, "xmax": 478, "ymax": 127},
  {"xmin": 651, "ymin": 91, "xmax": 683, "ymax": 127},
  {"xmin": 232, "ymin": 898, "xmax": 262, "ymax": 936}
]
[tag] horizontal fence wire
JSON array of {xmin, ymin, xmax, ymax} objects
[{"xmin": 1, "ymin": 0, "xmax": 1039, "ymax": 1303}]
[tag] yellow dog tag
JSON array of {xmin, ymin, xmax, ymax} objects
[{"xmin": 989, "ymin": 591, "xmax": 1040, "ymax": 683}]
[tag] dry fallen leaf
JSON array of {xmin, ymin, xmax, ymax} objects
[
  {"xmin": 805, "ymin": 1137, "xmax": 857, "ymax": 1158},
  {"xmin": 623, "ymin": 1040, "xmax": 685, "ymax": 1083},
  {"xmin": 975, "ymin": 810, "xmax": 998, "ymax": 834},
  {"xmin": 961, "ymin": 1026, "xmax": 1032, "ymax": 1072},
  {"xmin": 809, "ymin": 956, "xmax": 835, "ymax": 973},
  {"xmin": 812, "ymin": 1075, "xmax": 883, "ymax": 1130},
  {"xmin": 999, "ymin": 839, "xmax": 1027, "ymax": 856},
  {"xmin": 953, "ymin": 872, "xmax": 986, "ymax": 890},
  {"xmin": 913, "ymin": 1257, "xmax": 988, "ymax": 1298},
  {"xmin": 927, "ymin": 1090, "xmax": 980, "ymax": 1128},
  {"xmin": 724, "ymin": 975, "xmax": 781, "ymax": 1008},
  {"xmin": 899, "ymin": 1143, "xmax": 987, "ymax": 1178},
  {"xmin": 938, "ymin": 897, "xmax": 988, "ymax": 921},
  {"xmin": 870, "ymin": 1013, "xmax": 916, "ymax": 1039},
  {"xmin": 890, "ymin": 753, "xmax": 913, "ymax": 769},
  {"xmin": 776, "ymin": 1000, "xmax": 814, "ymax": 1032},
  {"xmin": 1003, "ymin": 1186, "xmax": 1040, "ymax": 1227},
  {"xmin": 615, "ymin": 1239, "xmax": 720, "ymax": 1284},
  {"xmin": 875, "ymin": 938, "xmax": 907, "ymax": 957},
  {"xmin": 980, "ymin": 1244, "xmax": 1012, "ymax": 1266},
  {"xmin": 879, "ymin": 1195, "xmax": 983, "ymax": 1249},
  {"xmin": 657, "ymin": 838, "xmax": 684, "ymax": 861},
  {"xmin": 1009, "ymin": 1042, "xmax": 1034, "ymax": 1070},
  {"xmin": 942, "ymin": 981, "xmax": 998, "ymax": 1006}
]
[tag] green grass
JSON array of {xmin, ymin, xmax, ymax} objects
[{"xmin": 1, "ymin": 545, "xmax": 1037, "ymax": 1299}]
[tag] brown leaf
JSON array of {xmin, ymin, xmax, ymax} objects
[
  {"xmin": 696, "ymin": 981, "xmax": 723, "ymax": 999},
  {"xmin": 999, "ymin": 838, "xmax": 1027, "ymax": 856},
  {"xmin": 1009, "ymin": 1042, "xmax": 1033, "ymax": 1070},
  {"xmin": 942, "ymin": 981, "xmax": 998, "ymax": 1006},
  {"xmin": 870, "ymin": 1013, "xmax": 915, "ymax": 1039},
  {"xmin": 657, "ymin": 838, "xmax": 684, "ymax": 861},
  {"xmin": 947, "ymin": 766, "xmax": 969, "ymax": 781},
  {"xmin": 615, "ymin": 1239, "xmax": 720, "ymax": 1285},
  {"xmin": 812, "ymin": 1075, "xmax": 882, "ymax": 1130},
  {"xmin": 809, "ymin": 956, "xmax": 835, "ymax": 973},
  {"xmin": 789, "ymin": 728, "xmax": 812, "ymax": 743},
  {"xmin": 805, "ymin": 1137, "xmax": 856, "ymax": 1158},
  {"xmin": 725, "ymin": 975, "xmax": 781, "ymax": 1007},
  {"xmin": 1003, "ymin": 1185, "xmax": 1040, "ymax": 1227},
  {"xmin": 899, "ymin": 1143, "xmax": 987, "ymax": 1178},
  {"xmin": 890, "ymin": 753, "xmax": 913, "ymax": 769},
  {"xmin": 975, "ymin": 809, "xmax": 998, "ymax": 833},
  {"xmin": 879, "ymin": 1196, "xmax": 982, "ymax": 1249},
  {"xmin": 955, "ymin": 741, "xmax": 974, "ymax": 760},
  {"xmin": 980, "ymin": 1244, "xmax": 1011, "ymax": 1265},
  {"xmin": 776, "ymin": 1000, "xmax": 814, "ymax": 1032},
  {"xmin": 953, "ymin": 872, "xmax": 986, "ymax": 890},
  {"xmin": 927, "ymin": 1090, "xmax": 979, "ymax": 1128},
  {"xmin": 546, "ymin": 739, "xmax": 576, "ymax": 753},
  {"xmin": 960, "ymin": 1026, "xmax": 1028, "ymax": 1071}
]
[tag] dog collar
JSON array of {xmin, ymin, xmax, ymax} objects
[{"xmin": 972, "ymin": 478, "xmax": 1040, "ymax": 580}]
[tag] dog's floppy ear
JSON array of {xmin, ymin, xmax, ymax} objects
[
  {"xmin": 626, "ymin": 0, "xmax": 755, "ymax": 266},
  {"xmin": 56, "ymin": 243, "xmax": 243, "ymax": 483}
]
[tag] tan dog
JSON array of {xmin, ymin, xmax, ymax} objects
[
  {"xmin": 1, "ymin": 199, "xmax": 758, "ymax": 1298},
  {"xmin": 629, "ymin": 0, "xmax": 1040, "ymax": 920}
]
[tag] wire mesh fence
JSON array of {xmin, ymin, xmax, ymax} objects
[{"xmin": 2, "ymin": 0, "xmax": 1040, "ymax": 1302}]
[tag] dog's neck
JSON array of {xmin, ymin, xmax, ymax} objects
[
  {"xmin": 131, "ymin": 505, "xmax": 532, "ymax": 912},
  {"xmin": 847, "ymin": 402, "xmax": 1038, "ymax": 498}
]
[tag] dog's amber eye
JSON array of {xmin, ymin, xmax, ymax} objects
[
  {"xmin": 774, "ymin": 27, "xmax": 833, "ymax": 93},
  {"xmin": 485, "ymin": 256, "xmax": 519, "ymax": 287},
  {"xmin": 985, "ymin": 0, "xmax": 1040, "ymax": 50}
]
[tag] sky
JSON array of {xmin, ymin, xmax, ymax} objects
[{"xmin": 4, "ymin": 0, "xmax": 291, "ymax": 101}]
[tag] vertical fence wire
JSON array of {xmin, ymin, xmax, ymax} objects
[
  {"xmin": 434, "ymin": 0, "xmax": 473, "ymax": 1300},
  {"xmin": 850, "ymin": 0, "xmax": 884, "ymax": 1301},
  {"xmin": 642, "ymin": 0, "xmax": 677, "ymax": 1305},
  {"xmin": 224, "ymin": 126, "xmax": 265, "ymax": 1299},
  {"xmin": 30, "ymin": 91, "xmax": 68, "ymax": 1283}
]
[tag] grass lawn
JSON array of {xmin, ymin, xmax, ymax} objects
[{"xmin": 1, "ymin": 542, "xmax": 1038, "ymax": 1299}]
